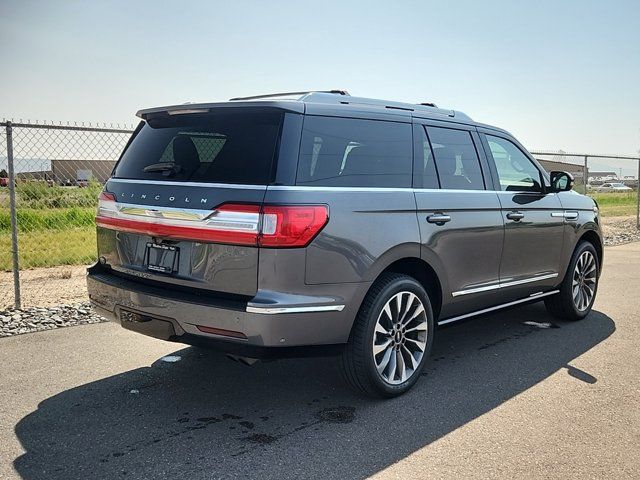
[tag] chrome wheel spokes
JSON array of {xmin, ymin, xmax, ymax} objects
[
  {"xmin": 572, "ymin": 251, "xmax": 597, "ymax": 312},
  {"xmin": 372, "ymin": 291, "xmax": 428, "ymax": 385}
]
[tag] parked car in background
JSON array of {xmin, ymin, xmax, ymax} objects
[
  {"xmin": 596, "ymin": 182, "xmax": 633, "ymax": 192},
  {"xmin": 88, "ymin": 91, "xmax": 603, "ymax": 398}
]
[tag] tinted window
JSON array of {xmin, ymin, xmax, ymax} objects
[
  {"xmin": 113, "ymin": 109, "xmax": 283, "ymax": 184},
  {"xmin": 296, "ymin": 116, "xmax": 412, "ymax": 187},
  {"xmin": 426, "ymin": 127, "xmax": 484, "ymax": 190},
  {"xmin": 486, "ymin": 135, "xmax": 542, "ymax": 192},
  {"xmin": 413, "ymin": 125, "xmax": 440, "ymax": 189}
]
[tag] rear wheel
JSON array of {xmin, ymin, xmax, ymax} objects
[
  {"xmin": 340, "ymin": 273, "xmax": 434, "ymax": 398},
  {"xmin": 545, "ymin": 241, "xmax": 599, "ymax": 321}
]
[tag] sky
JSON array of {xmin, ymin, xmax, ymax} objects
[{"xmin": 1, "ymin": 0, "xmax": 639, "ymax": 164}]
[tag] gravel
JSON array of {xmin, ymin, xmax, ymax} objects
[
  {"xmin": 0, "ymin": 302, "xmax": 106, "ymax": 338},
  {"xmin": 602, "ymin": 216, "xmax": 640, "ymax": 246}
]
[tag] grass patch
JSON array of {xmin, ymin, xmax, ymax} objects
[
  {"xmin": 0, "ymin": 227, "xmax": 96, "ymax": 270},
  {"xmin": 16, "ymin": 180, "xmax": 102, "ymax": 208},
  {"xmin": 0, "ymin": 207, "xmax": 96, "ymax": 232},
  {"xmin": 590, "ymin": 191, "xmax": 638, "ymax": 217}
]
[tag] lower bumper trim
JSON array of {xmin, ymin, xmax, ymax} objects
[{"xmin": 245, "ymin": 304, "xmax": 345, "ymax": 314}]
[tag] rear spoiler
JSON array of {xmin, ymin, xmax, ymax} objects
[{"xmin": 136, "ymin": 101, "xmax": 305, "ymax": 120}]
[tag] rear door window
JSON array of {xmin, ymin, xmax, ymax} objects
[
  {"xmin": 426, "ymin": 126, "xmax": 485, "ymax": 190},
  {"xmin": 113, "ymin": 109, "xmax": 283, "ymax": 184},
  {"xmin": 296, "ymin": 116, "xmax": 412, "ymax": 188}
]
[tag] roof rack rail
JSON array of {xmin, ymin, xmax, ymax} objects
[{"xmin": 229, "ymin": 90, "xmax": 349, "ymax": 101}]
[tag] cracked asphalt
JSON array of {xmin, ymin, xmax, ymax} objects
[{"xmin": 1, "ymin": 242, "xmax": 638, "ymax": 479}]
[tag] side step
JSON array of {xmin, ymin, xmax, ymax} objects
[{"xmin": 437, "ymin": 290, "xmax": 559, "ymax": 326}]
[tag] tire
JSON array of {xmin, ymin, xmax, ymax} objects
[
  {"xmin": 340, "ymin": 272, "xmax": 435, "ymax": 398},
  {"xmin": 545, "ymin": 241, "xmax": 599, "ymax": 321}
]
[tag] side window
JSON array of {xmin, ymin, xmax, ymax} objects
[
  {"xmin": 413, "ymin": 125, "xmax": 440, "ymax": 189},
  {"xmin": 296, "ymin": 116, "xmax": 412, "ymax": 188},
  {"xmin": 486, "ymin": 135, "xmax": 542, "ymax": 192},
  {"xmin": 426, "ymin": 126, "xmax": 485, "ymax": 190}
]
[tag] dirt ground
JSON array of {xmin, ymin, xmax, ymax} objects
[
  {"xmin": 0, "ymin": 265, "xmax": 88, "ymax": 309},
  {"xmin": 1, "ymin": 215, "xmax": 639, "ymax": 310}
]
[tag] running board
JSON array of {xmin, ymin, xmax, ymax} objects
[{"xmin": 437, "ymin": 290, "xmax": 560, "ymax": 326}]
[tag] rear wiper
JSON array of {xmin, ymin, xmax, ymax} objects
[{"xmin": 143, "ymin": 163, "xmax": 183, "ymax": 176}]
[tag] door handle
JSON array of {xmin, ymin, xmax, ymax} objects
[
  {"xmin": 427, "ymin": 213, "xmax": 451, "ymax": 225},
  {"xmin": 506, "ymin": 211, "xmax": 525, "ymax": 221}
]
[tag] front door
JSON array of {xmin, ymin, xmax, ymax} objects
[{"xmin": 480, "ymin": 132, "xmax": 565, "ymax": 301}]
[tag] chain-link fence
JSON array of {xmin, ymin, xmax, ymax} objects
[
  {"xmin": 1, "ymin": 120, "xmax": 639, "ymax": 310},
  {"xmin": 1, "ymin": 120, "xmax": 134, "ymax": 309}
]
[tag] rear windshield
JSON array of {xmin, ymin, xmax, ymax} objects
[{"xmin": 113, "ymin": 109, "xmax": 283, "ymax": 184}]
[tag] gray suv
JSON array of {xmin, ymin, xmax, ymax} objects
[{"xmin": 87, "ymin": 91, "xmax": 602, "ymax": 397}]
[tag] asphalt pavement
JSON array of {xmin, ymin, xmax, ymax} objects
[{"xmin": 1, "ymin": 242, "xmax": 638, "ymax": 479}]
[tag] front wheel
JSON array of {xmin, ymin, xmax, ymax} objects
[
  {"xmin": 340, "ymin": 273, "xmax": 434, "ymax": 398},
  {"xmin": 545, "ymin": 241, "xmax": 599, "ymax": 321}
]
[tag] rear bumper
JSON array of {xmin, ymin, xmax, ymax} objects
[{"xmin": 87, "ymin": 265, "xmax": 363, "ymax": 357}]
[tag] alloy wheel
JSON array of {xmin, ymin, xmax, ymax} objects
[
  {"xmin": 572, "ymin": 250, "xmax": 597, "ymax": 312},
  {"xmin": 372, "ymin": 291, "xmax": 428, "ymax": 385}
]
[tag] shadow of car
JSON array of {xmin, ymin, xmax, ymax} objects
[{"xmin": 13, "ymin": 303, "xmax": 614, "ymax": 480}]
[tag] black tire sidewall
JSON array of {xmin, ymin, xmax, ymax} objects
[
  {"xmin": 562, "ymin": 241, "xmax": 599, "ymax": 319},
  {"xmin": 359, "ymin": 276, "xmax": 434, "ymax": 397}
]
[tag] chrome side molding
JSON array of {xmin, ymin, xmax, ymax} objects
[
  {"xmin": 438, "ymin": 290, "xmax": 560, "ymax": 326},
  {"xmin": 452, "ymin": 273, "xmax": 559, "ymax": 297}
]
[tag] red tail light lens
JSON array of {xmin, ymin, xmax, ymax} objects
[
  {"xmin": 259, "ymin": 205, "xmax": 329, "ymax": 247},
  {"xmin": 95, "ymin": 199, "xmax": 328, "ymax": 248}
]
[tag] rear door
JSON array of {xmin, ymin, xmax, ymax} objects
[
  {"xmin": 413, "ymin": 121, "xmax": 504, "ymax": 319},
  {"xmin": 97, "ymin": 107, "xmax": 290, "ymax": 297},
  {"xmin": 479, "ymin": 132, "xmax": 565, "ymax": 299}
]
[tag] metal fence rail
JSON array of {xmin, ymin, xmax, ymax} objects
[{"xmin": 0, "ymin": 120, "xmax": 639, "ymax": 309}]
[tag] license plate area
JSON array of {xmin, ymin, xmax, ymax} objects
[{"xmin": 145, "ymin": 242, "xmax": 179, "ymax": 273}]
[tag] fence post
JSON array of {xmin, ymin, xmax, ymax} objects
[
  {"xmin": 6, "ymin": 122, "xmax": 21, "ymax": 309},
  {"xmin": 637, "ymin": 158, "xmax": 640, "ymax": 230},
  {"xmin": 583, "ymin": 156, "xmax": 588, "ymax": 194}
]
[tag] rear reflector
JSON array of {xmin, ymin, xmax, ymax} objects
[
  {"xmin": 95, "ymin": 194, "xmax": 328, "ymax": 248},
  {"xmin": 195, "ymin": 325, "xmax": 248, "ymax": 339}
]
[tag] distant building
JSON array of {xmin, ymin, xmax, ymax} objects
[
  {"xmin": 50, "ymin": 159, "xmax": 115, "ymax": 184},
  {"xmin": 536, "ymin": 159, "xmax": 588, "ymax": 184}
]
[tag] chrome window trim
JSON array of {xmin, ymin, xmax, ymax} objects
[
  {"xmin": 439, "ymin": 290, "xmax": 560, "ymax": 325},
  {"xmin": 109, "ymin": 178, "xmax": 267, "ymax": 190},
  {"xmin": 108, "ymin": 179, "xmax": 501, "ymax": 194},
  {"xmin": 452, "ymin": 272, "xmax": 559, "ymax": 297},
  {"xmin": 246, "ymin": 304, "xmax": 346, "ymax": 314}
]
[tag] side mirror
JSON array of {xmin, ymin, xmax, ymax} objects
[{"xmin": 549, "ymin": 171, "xmax": 574, "ymax": 192}]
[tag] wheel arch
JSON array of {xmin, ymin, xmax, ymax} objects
[
  {"xmin": 578, "ymin": 229, "xmax": 603, "ymax": 276},
  {"xmin": 363, "ymin": 256, "xmax": 443, "ymax": 321}
]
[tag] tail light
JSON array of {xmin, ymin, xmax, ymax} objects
[{"xmin": 95, "ymin": 193, "xmax": 328, "ymax": 248}]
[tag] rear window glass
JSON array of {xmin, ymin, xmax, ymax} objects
[
  {"xmin": 296, "ymin": 116, "xmax": 412, "ymax": 188},
  {"xmin": 113, "ymin": 109, "xmax": 283, "ymax": 184},
  {"xmin": 426, "ymin": 126, "xmax": 485, "ymax": 190}
]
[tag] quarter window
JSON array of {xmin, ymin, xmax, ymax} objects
[
  {"xmin": 426, "ymin": 127, "xmax": 485, "ymax": 190},
  {"xmin": 296, "ymin": 116, "xmax": 412, "ymax": 188},
  {"xmin": 486, "ymin": 135, "xmax": 542, "ymax": 192},
  {"xmin": 413, "ymin": 125, "xmax": 439, "ymax": 189}
]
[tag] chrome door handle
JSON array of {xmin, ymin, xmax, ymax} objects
[
  {"xmin": 427, "ymin": 213, "xmax": 451, "ymax": 225},
  {"xmin": 506, "ymin": 211, "xmax": 525, "ymax": 221}
]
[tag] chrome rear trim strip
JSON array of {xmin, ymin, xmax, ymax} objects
[
  {"xmin": 438, "ymin": 290, "xmax": 560, "ymax": 326},
  {"xmin": 246, "ymin": 304, "xmax": 346, "ymax": 315},
  {"xmin": 452, "ymin": 273, "xmax": 558, "ymax": 297},
  {"xmin": 108, "ymin": 178, "xmax": 267, "ymax": 190}
]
